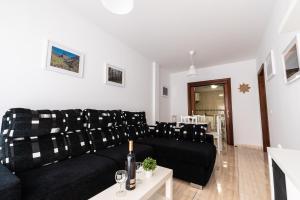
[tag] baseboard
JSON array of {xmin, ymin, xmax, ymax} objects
[
  {"xmin": 190, "ymin": 183, "xmax": 203, "ymax": 190},
  {"xmin": 236, "ymin": 144, "xmax": 263, "ymax": 150}
]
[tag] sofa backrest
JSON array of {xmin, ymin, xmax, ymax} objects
[
  {"xmin": 151, "ymin": 122, "xmax": 208, "ymax": 143},
  {"xmin": 0, "ymin": 108, "xmax": 211, "ymax": 172},
  {"xmin": 177, "ymin": 123, "xmax": 208, "ymax": 142},
  {"xmin": 122, "ymin": 111, "xmax": 147, "ymax": 126},
  {"xmin": 0, "ymin": 108, "xmax": 90, "ymax": 173},
  {"xmin": 61, "ymin": 109, "xmax": 91, "ymax": 157},
  {"xmin": 83, "ymin": 109, "xmax": 125, "ymax": 152}
]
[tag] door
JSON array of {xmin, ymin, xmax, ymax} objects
[
  {"xmin": 190, "ymin": 86, "xmax": 196, "ymax": 115},
  {"xmin": 187, "ymin": 78, "xmax": 234, "ymax": 145},
  {"xmin": 258, "ymin": 65, "xmax": 270, "ymax": 152}
]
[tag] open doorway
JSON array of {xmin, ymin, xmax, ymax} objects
[
  {"xmin": 193, "ymin": 85, "xmax": 227, "ymax": 143},
  {"xmin": 258, "ymin": 65, "xmax": 270, "ymax": 152},
  {"xmin": 187, "ymin": 78, "xmax": 234, "ymax": 145}
]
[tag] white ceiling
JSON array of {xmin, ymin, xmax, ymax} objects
[{"xmin": 66, "ymin": 0, "xmax": 276, "ymax": 72}]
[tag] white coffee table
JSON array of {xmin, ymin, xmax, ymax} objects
[{"xmin": 90, "ymin": 166, "xmax": 173, "ymax": 200}]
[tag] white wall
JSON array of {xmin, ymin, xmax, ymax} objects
[
  {"xmin": 0, "ymin": 1, "xmax": 153, "ymax": 122},
  {"xmin": 167, "ymin": 60, "xmax": 262, "ymax": 146},
  {"xmin": 256, "ymin": 0, "xmax": 300, "ymax": 149}
]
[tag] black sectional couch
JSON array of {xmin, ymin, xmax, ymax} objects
[{"xmin": 0, "ymin": 108, "xmax": 216, "ymax": 200}]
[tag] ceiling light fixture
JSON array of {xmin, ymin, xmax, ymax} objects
[
  {"xmin": 211, "ymin": 85, "xmax": 218, "ymax": 89},
  {"xmin": 187, "ymin": 50, "xmax": 197, "ymax": 76},
  {"xmin": 101, "ymin": 0, "xmax": 134, "ymax": 15},
  {"xmin": 219, "ymin": 93, "xmax": 224, "ymax": 97}
]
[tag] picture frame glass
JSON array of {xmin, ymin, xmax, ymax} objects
[
  {"xmin": 108, "ymin": 66, "xmax": 123, "ymax": 84},
  {"xmin": 162, "ymin": 87, "xmax": 168, "ymax": 96},
  {"xmin": 46, "ymin": 41, "xmax": 84, "ymax": 78},
  {"xmin": 284, "ymin": 44, "xmax": 300, "ymax": 80},
  {"xmin": 105, "ymin": 64, "xmax": 125, "ymax": 87},
  {"xmin": 50, "ymin": 46, "xmax": 81, "ymax": 73}
]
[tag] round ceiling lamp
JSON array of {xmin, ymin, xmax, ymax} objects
[
  {"xmin": 187, "ymin": 50, "xmax": 197, "ymax": 76},
  {"xmin": 211, "ymin": 85, "xmax": 218, "ymax": 89},
  {"xmin": 101, "ymin": 0, "xmax": 134, "ymax": 15}
]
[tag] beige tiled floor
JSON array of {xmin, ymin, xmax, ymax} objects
[{"xmin": 157, "ymin": 145, "xmax": 271, "ymax": 200}]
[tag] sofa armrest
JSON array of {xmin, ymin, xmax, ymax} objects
[
  {"xmin": 0, "ymin": 164, "xmax": 21, "ymax": 200},
  {"xmin": 205, "ymin": 134, "xmax": 214, "ymax": 145}
]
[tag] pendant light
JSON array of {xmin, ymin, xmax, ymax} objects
[
  {"xmin": 101, "ymin": 0, "xmax": 134, "ymax": 15},
  {"xmin": 187, "ymin": 50, "xmax": 197, "ymax": 76}
]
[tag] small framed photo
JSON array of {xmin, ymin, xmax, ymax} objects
[
  {"xmin": 265, "ymin": 50, "xmax": 276, "ymax": 80},
  {"xmin": 161, "ymin": 86, "xmax": 168, "ymax": 97},
  {"xmin": 105, "ymin": 63, "xmax": 125, "ymax": 87},
  {"xmin": 46, "ymin": 41, "xmax": 84, "ymax": 78},
  {"xmin": 282, "ymin": 35, "xmax": 300, "ymax": 84}
]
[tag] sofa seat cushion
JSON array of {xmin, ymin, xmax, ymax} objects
[
  {"xmin": 137, "ymin": 137, "xmax": 216, "ymax": 168},
  {"xmin": 95, "ymin": 143, "xmax": 154, "ymax": 168},
  {"xmin": 17, "ymin": 154, "xmax": 118, "ymax": 200}
]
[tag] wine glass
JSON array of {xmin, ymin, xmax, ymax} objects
[
  {"xmin": 115, "ymin": 170, "xmax": 128, "ymax": 197},
  {"xmin": 136, "ymin": 162, "xmax": 143, "ymax": 184}
]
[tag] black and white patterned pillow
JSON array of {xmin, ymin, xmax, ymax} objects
[
  {"xmin": 123, "ymin": 111, "xmax": 147, "ymax": 126},
  {"xmin": 174, "ymin": 127, "xmax": 181, "ymax": 140},
  {"xmin": 1, "ymin": 108, "xmax": 71, "ymax": 172},
  {"xmin": 108, "ymin": 110, "xmax": 123, "ymax": 127},
  {"xmin": 3, "ymin": 133, "xmax": 69, "ymax": 173},
  {"xmin": 84, "ymin": 109, "xmax": 113, "ymax": 130},
  {"xmin": 64, "ymin": 130, "xmax": 90, "ymax": 157},
  {"xmin": 61, "ymin": 109, "xmax": 91, "ymax": 156},
  {"xmin": 147, "ymin": 125, "xmax": 156, "ymax": 137},
  {"xmin": 122, "ymin": 111, "xmax": 148, "ymax": 139},
  {"xmin": 0, "ymin": 112, "xmax": 10, "ymax": 164},
  {"xmin": 154, "ymin": 122, "xmax": 167, "ymax": 137},
  {"xmin": 3, "ymin": 108, "xmax": 65, "ymax": 138},
  {"xmin": 61, "ymin": 109, "xmax": 84, "ymax": 132},
  {"xmin": 1, "ymin": 108, "xmax": 96, "ymax": 172},
  {"xmin": 113, "ymin": 125, "xmax": 129, "ymax": 143},
  {"xmin": 83, "ymin": 109, "xmax": 121, "ymax": 148},
  {"xmin": 126, "ymin": 125, "xmax": 138, "ymax": 140},
  {"xmin": 177, "ymin": 124, "xmax": 194, "ymax": 141},
  {"xmin": 192, "ymin": 124, "xmax": 207, "ymax": 142},
  {"xmin": 87, "ymin": 128, "xmax": 120, "ymax": 152},
  {"xmin": 167, "ymin": 123, "xmax": 176, "ymax": 138},
  {"xmin": 108, "ymin": 128, "xmax": 122, "ymax": 146},
  {"xmin": 138, "ymin": 123, "xmax": 148, "ymax": 138},
  {"xmin": 155, "ymin": 122, "xmax": 176, "ymax": 138},
  {"xmin": 138, "ymin": 112, "xmax": 147, "ymax": 124},
  {"xmin": 122, "ymin": 111, "xmax": 135, "ymax": 126}
]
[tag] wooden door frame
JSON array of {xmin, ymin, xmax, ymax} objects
[
  {"xmin": 187, "ymin": 78, "xmax": 234, "ymax": 145},
  {"xmin": 258, "ymin": 65, "xmax": 270, "ymax": 152}
]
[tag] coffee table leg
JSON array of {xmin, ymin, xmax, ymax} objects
[{"xmin": 165, "ymin": 176, "xmax": 173, "ymax": 200}]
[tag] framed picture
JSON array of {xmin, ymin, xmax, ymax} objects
[
  {"xmin": 105, "ymin": 63, "xmax": 125, "ymax": 87},
  {"xmin": 265, "ymin": 50, "xmax": 276, "ymax": 80},
  {"xmin": 282, "ymin": 35, "xmax": 300, "ymax": 83},
  {"xmin": 161, "ymin": 86, "xmax": 168, "ymax": 97},
  {"xmin": 46, "ymin": 41, "xmax": 84, "ymax": 78}
]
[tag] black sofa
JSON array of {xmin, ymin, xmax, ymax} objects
[{"xmin": 0, "ymin": 108, "xmax": 216, "ymax": 200}]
